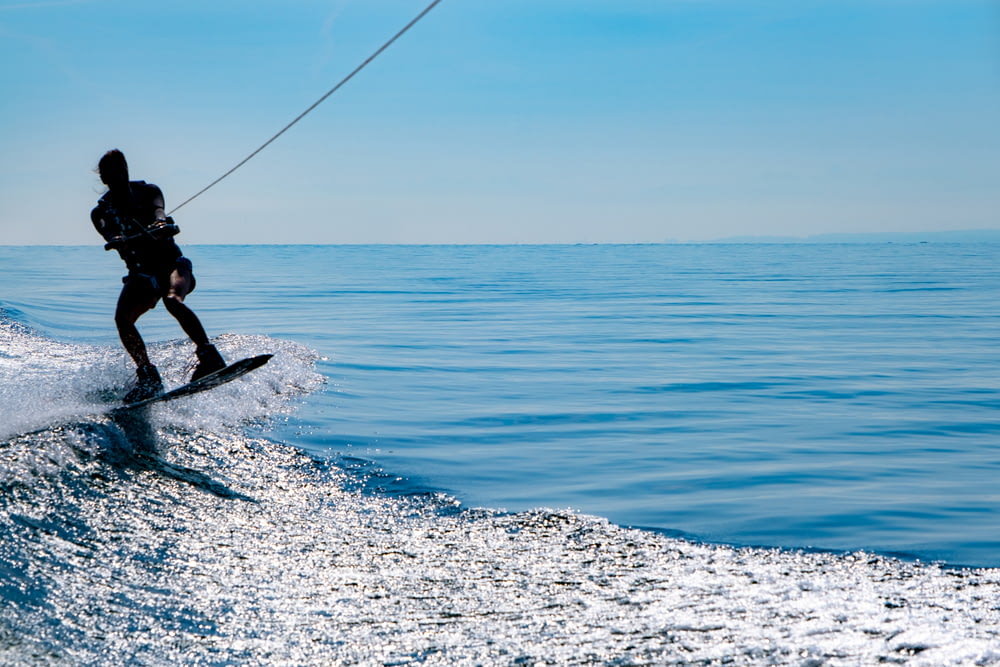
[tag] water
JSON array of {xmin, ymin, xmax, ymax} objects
[{"xmin": 2, "ymin": 243, "xmax": 1000, "ymax": 665}]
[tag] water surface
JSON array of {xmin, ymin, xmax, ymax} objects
[{"xmin": 2, "ymin": 243, "xmax": 1000, "ymax": 665}]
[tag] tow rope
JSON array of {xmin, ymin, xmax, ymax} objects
[{"xmin": 169, "ymin": 0, "xmax": 442, "ymax": 215}]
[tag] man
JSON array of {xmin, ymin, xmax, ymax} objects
[{"xmin": 91, "ymin": 149, "xmax": 226, "ymax": 402}]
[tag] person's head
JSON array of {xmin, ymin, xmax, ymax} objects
[{"xmin": 97, "ymin": 149, "xmax": 129, "ymax": 190}]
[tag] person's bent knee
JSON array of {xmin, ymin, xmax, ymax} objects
[{"xmin": 162, "ymin": 293, "xmax": 186, "ymax": 312}]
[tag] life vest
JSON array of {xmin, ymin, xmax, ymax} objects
[{"xmin": 91, "ymin": 181, "xmax": 182, "ymax": 275}]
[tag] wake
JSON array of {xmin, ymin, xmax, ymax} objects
[{"xmin": 0, "ymin": 315, "xmax": 323, "ymax": 442}]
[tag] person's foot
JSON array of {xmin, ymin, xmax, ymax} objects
[
  {"xmin": 124, "ymin": 363, "xmax": 164, "ymax": 403},
  {"xmin": 191, "ymin": 344, "xmax": 226, "ymax": 381}
]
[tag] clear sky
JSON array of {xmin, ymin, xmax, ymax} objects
[{"xmin": 2, "ymin": 0, "xmax": 998, "ymax": 244}]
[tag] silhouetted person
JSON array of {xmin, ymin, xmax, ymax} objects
[{"xmin": 91, "ymin": 149, "xmax": 225, "ymax": 401}]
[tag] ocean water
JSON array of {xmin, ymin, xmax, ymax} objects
[{"xmin": 2, "ymin": 242, "xmax": 1000, "ymax": 665}]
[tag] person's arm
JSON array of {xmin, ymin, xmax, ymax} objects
[
  {"xmin": 92, "ymin": 205, "xmax": 127, "ymax": 250},
  {"xmin": 147, "ymin": 185, "xmax": 179, "ymax": 239},
  {"xmin": 150, "ymin": 188, "xmax": 166, "ymax": 222}
]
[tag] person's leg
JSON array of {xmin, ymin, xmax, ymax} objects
[
  {"xmin": 162, "ymin": 261, "xmax": 226, "ymax": 380},
  {"xmin": 162, "ymin": 263, "xmax": 210, "ymax": 347},
  {"xmin": 115, "ymin": 280, "xmax": 159, "ymax": 367},
  {"xmin": 116, "ymin": 278, "xmax": 163, "ymax": 401}
]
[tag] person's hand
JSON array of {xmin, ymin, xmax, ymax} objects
[
  {"xmin": 151, "ymin": 218, "xmax": 179, "ymax": 238},
  {"xmin": 152, "ymin": 223, "xmax": 179, "ymax": 238},
  {"xmin": 104, "ymin": 236, "xmax": 125, "ymax": 251}
]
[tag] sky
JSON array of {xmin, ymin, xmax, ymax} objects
[{"xmin": 1, "ymin": 0, "xmax": 998, "ymax": 244}]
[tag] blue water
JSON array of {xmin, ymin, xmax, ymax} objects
[
  {"xmin": 226, "ymin": 243, "xmax": 1000, "ymax": 565},
  {"xmin": 3, "ymin": 242, "xmax": 1000, "ymax": 664}
]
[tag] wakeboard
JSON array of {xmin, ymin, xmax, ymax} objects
[{"xmin": 112, "ymin": 354, "xmax": 273, "ymax": 413}]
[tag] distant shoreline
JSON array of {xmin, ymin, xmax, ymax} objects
[{"xmin": 695, "ymin": 230, "xmax": 1000, "ymax": 244}]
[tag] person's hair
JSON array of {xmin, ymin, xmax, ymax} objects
[{"xmin": 97, "ymin": 149, "xmax": 128, "ymax": 183}]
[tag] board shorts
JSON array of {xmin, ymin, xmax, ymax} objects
[{"xmin": 122, "ymin": 256, "xmax": 196, "ymax": 301}]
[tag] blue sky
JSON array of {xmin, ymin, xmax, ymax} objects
[{"xmin": 1, "ymin": 0, "xmax": 998, "ymax": 244}]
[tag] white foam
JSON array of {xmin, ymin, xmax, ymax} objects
[
  {"xmin": 0, "ymin": 321, "xmax": 323, "ymax": 441},
  {"xmin": 4, "ymin": 424, "xmax": 998, "ymax": 665}
]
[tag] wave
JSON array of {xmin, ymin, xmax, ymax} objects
[
  {"xmin": 0, "ymin": 306, "xmax": 322, "ymax": 441},
  {"xmin": 3, "ymin": 309, "xmax": 1000, "ymax": 665}
]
